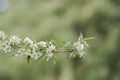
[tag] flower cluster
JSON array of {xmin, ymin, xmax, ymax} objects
[
  {"xmin": 73, "ymin": 34, "xmax": 88, "ymax": 57},
  {"xmin": 0, "ymin": 30, "xmax": 91, "ymax": 62}
]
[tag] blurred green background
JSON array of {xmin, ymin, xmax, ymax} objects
[{"xmin": 0, "ymin": 0, "xmax": 120, "ymax": 80}]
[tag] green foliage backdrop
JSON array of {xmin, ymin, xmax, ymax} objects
[{"xmin": 0, "ymin": 0, "xmax": 120, "ymax": 80}]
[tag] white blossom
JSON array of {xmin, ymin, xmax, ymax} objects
[
  {"xmin": 46, "ymin": 53, "xmax": 53, "ymax": 61},
  {"xmin": 30, "ymin": 52, "xmax": 43, "ymax": 60},
  {"xmin": 46, "ymin": 43, "xmax": 56, "ymax": 53},
  {"xmin": 9, "ymin": 35, "xmax": 21, "ymax": 45},
  {"xmin": 16, "ymin": 48, "xmax": 31, "ymax": 56},
  {"xmin": 0, "ymin": 40, "xmax": 12, "ymax": 53},
  {"xmin": 73, "ymin": 35, "xmax": 87, "ymax": 57},
  {"xmin": 29, "ymin": 43, "xmax": 38, "ymax": 50},
  {"xmin": 24, "ymin": 37, "xmax": 33, "ymax": 44},
  {"xmin": 74, "ymin": 42, "xmax": 85, "ymax": 51},
  {"xmin": 38, "ymin": 41, "xmax": 47, "ymax": 48},
  {"xmin": 0, "ymin": 31, "xmax": 6, "ymax": 40},
  {"xmin": 16, "ymin": 44, "xmax": 42, "ymax": 60},
  {"xmin": 29, "ymin": 43, "xmax": 43, "ymax": 59},
  {"xmin": 46, "ymin": 42, "xmax": 56, "ymax": 61},
  {"xmin": 15, "ymin": 48, "xmax": 26, "ymax": 56}
]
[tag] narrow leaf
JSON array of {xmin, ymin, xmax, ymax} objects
[{"xmin": 27, "ymin": 56, "xmax": 31, "ymax": 64}]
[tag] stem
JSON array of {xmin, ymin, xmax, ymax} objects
[
  {"xmin": 84, "ymin": 37, "xmax": 95, "ymax": 41},
  {"xmin": 54, "ymin": 49, "xmax": 73, "ymax": 53}
]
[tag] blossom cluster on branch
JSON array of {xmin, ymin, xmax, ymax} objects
[{"xmin": 0, "ymin": 30, "xmax": 93, "ymax": 63}]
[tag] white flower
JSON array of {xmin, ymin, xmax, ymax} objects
[
  {"xmin": 74, "ymin": 41, "xmax": 85, "ymax": 51},
  {"xmin": 16, "ymin": 45, "xmax": 42, "ymax": 60},
  {"xmin": 15, "ymin": 48, "xmax": 26, "ymax": 56},
  {"xmin": 46, "ymin": 53, "xmax": 53, "ymax": 61},
  {"xmin": 24, "ymin": 37, "xmax": 33, "ymax": 44},
  {"xmin": 38, "ymin": 41, "xmax": 47, "ymax": 48},
  {"xmin": 46, "ymin": 42, "xmax": 56, "ymax": 61},
  {"xmin": 16, "ymin": 48, "xmax": 31, "ymax": 56},
  {"xmin": 0, "ymin": 40, "xmax": 12, "ymax": 53},
  {"xmin": 74, "ymin": 41, "xmax": 85, "ymax": 57},
  {"xmin": 46, "ymin": 42, "xmax": 56, "ymax": 53},
  {"xmin": 29, "ymin": 43, "xmax": 38, "ymax": 50},
  {"xmin": 73, "ymin": 34, "xmax": 89, "ymax": 57},
  {"xmin": 9, "ymin": 35, "xmax": 21, "ymax": 45},
  {"xmin": 31, "ymin": 52, "xmax": 43, "ymax": 60},
  {"xmin": 0, "ymin": 31, "xmax": 6, "ymax": 40}
]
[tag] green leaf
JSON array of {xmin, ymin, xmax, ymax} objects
[
  {"xmin": 27, "ymin": 56, "xmax": 31, "ymax": 64},
  {"xmin": 59, "ymin": 41, "xmax": 72, "ymax": 48},
  {"xmin": 64, "ymin": 41, "xmax": 72, "ymax": 47}
]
